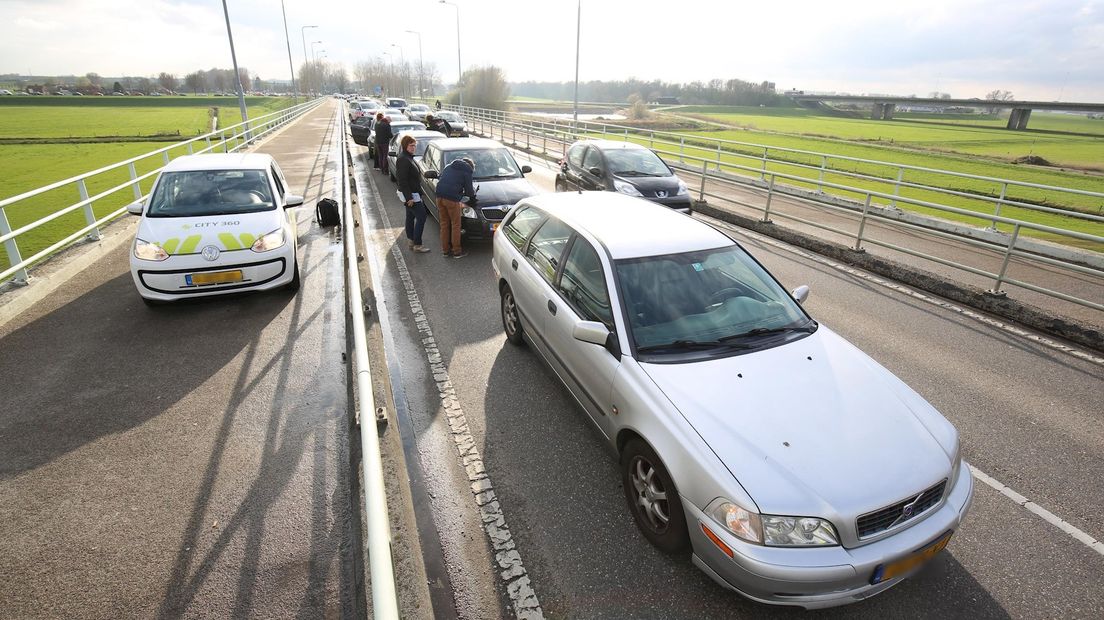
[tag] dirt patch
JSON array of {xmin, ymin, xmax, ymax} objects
[{"xmin": 1013, "ymin": 155, "xmax": 1052, "ymax": 166}]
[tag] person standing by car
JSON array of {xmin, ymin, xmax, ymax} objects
[
  {"xmin": 435, "ymin": 157, "xmax": 476, "ymax": 258},
  {"xmin": 426, "ymin": 114, "xmax": 452, "ymax": 137},
  {"xmin": 435, "ymin": 99, "xmax": 442, "ymax": 110},
  {"xmin": 371, "ymin": 112, "xmax": 385, "ymax": 168},
  {"xmin": 375, "ymin": 116, "xmax": 393, "ymax": 174},
  {"xmin": 396, "ymin": 135, "xmax": 430, "ymax": 253}
]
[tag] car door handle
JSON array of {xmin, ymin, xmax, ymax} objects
[
  {"xmin": 547, "ymin": 300, "xmax": 557, "ymax": 315},
  {"xmin": 511, "ymin": 259, "xmax": 518, "ymax": 271}
]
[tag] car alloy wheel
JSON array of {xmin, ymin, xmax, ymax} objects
[
  {"xmin": 500, "ymin": 284, "xmax": 525, "ymax": 345},
  {"xmin": 621, "ymin": 439, "xmax": 690, "ymax": 554}
]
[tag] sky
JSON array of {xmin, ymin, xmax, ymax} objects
[{"xmin": 1, "ymin": 0, "xmax": 1102, "ymax": 101}]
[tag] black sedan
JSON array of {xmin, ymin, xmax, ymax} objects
[
  {"xmin": 417, "ymin": 137, "xmax": 537, "ymax": 241},
  {"xmin": 556, "ymin": 139, "xmax": 692, "ymax": 212}
]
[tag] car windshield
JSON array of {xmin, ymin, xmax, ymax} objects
[
  {"xmin": 147, "ymin": 169, "xmax": 275, "ymax": 217},
  {"xmin": 605, "ymin": 148, "xmax": 671, "ymax": 177},
  {"xmin": 444, "ymin": 148, "xmax": 522, "ymax": 180},
  {"xmin": 437, "ymin": 111, "xmax": 462, "ymax": 122},
  {"xmin": 388, "ymin": 99, "xmax": 407, "ymax": 107},
  {"xmin": 615, "ymin": 245, "xmax": 814, "ymax": 358}
]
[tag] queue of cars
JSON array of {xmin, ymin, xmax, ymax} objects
[{"xmin": 340, "ymin": 101, "xmax": 973, "ymax": 607}]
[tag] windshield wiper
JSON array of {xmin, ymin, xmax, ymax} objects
[
  {"xmin": 614, "ymin": 170, "xmax": 657, "ymax": 177},
  {"xmin": 719, "ymin": 321, "xmax": 818, "ymax": 342},
  {"xmin": 636, "ymin": 339, "xmax": 751, "ymax": 353}
]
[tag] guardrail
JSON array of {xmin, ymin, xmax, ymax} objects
[
  {"xmin": 452, "ymin": 104, "xmax": 1104, "ymax": 314},
  {"xmin": 0, "ymin": 98, "xmax": 325, "ymax": 284},
  {"xmin": 338, "ymin": 106, "xmax": 400, "ymax": 618}
]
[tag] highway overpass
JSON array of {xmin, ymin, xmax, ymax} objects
[{"xmin": 787, "ymin": 94, "xmax": 1104, "ymax": 129}]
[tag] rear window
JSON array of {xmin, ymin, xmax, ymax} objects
[{"xmin": 147, "ymin": 169, "xmax": 275, "ymax": 217}]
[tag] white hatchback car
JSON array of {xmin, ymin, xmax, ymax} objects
[
  {"xmin": 491, "ymin": 192, "xmax": 972, "ymax": 609},
  {"xmin": 127, "ymin": 153, "xmax": 304, "ymax": 305}
]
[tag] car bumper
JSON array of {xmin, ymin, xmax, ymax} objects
[
  {"xmin": 459, "ymin": 216, "xmax": 500, "ymax": 240},
  {"xmin": 646, "ymin": 194, "xmax": 693, "ymax": 213},
  {"xmin": 130, "ymin": 245, "xmax": 296, "ymax": 302},
  {"xmin": 687, "ymin": 460, "xmax": 974, "ymax": 609}
]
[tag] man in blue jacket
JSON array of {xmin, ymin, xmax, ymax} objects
[{"xmin": 435, "ymin": 157, "xmax": 476, "ymax": 258}]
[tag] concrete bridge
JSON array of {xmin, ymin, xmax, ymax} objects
[{"xmin": 788, "ymin": 94, "xmax": 1104, "ymax": 129}]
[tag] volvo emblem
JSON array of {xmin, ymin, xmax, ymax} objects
[
  {"xmin": 655, "ymin": 190, "xmax": 668, "ymax": 198},
  {"xmin": 201, "ymin": 245, "xmax": 221, "ymax": 261}
]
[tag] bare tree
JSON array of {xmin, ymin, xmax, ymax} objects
[
  {"xmin": 984, "ymin": 89, "xmax": 1015, "ymax": 113},
  {"xmin": 157, "ymin": 72, "xmax": 178, "ymax": 93},
  {"xmin": 184, "ymin": 72, "xmax": 204, "ymax": 95}
]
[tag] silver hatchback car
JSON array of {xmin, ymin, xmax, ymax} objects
[{"xmin": 491, "ymin": 192, "xmax": 973, "ymax": 609}]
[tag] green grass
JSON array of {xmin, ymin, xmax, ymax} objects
[{"xmin": 668, "ymin": 106, "xmax": 1104, "ymax": 170}]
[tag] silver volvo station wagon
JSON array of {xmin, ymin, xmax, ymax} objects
[{"xmin": 490, "ymin": 192, "xmax": 973, "ymax": 609}]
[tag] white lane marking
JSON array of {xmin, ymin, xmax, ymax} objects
[
  {"xmin": 969, "ymin": 465, "xmax": 1104, "ymax": 556},
  {"xmin": 705, "ymin": 217, "xmax": 1104, "ymax": 366},
  {"xmin": 355, "ymin": 162, "xmax": 546, "ymax": 619}
]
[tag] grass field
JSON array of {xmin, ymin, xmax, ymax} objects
[
  {"xmin": 0, "ymin": 97, "xmax": 298, "ymax": 275},
  {"xmin": 669, "ymin": 106, "xmax": 1104, "ymax": 170}
]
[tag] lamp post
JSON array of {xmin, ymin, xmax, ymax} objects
[
  {"xmin": 439, "ymin": 1, "xmax": 462, "ymax": 108},
  {"xmin": 405, "ymin": 30, "xmax": 423, "ymax": 99},
  {"xmin": 573, "ymin": 0, "xmax": 581, "ymax": 125},
  {"xmin": 220, "ymin": 0, "xmax": 250, "ymax": 139},
  {"xmin": 391, "ymin": 43, "xmax": 406, "ymax": 96},
  {"xmin": 300, "ymin": 25, "xmax": 317, "ymax": 95},
  {"xmin": 383, "ymin": 51, "xmax": 394, "ymax": 96},
  {"xmin": 279, "ymin": 1, "xmax": 297, "ymax": 102}
]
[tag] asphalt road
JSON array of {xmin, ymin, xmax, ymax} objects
[
  {"xmin": 0, "ymin": 101, "xmax": 360, "ymax": 618},
  {"xmin": 354, "ymin": 137, "xmax": 1104, "ymax": 619}
]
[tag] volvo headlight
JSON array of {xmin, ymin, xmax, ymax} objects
[
  {"xmin": 708, "ymin": 499, "xmax": 839, "ymax": 547},
  {"xmin": 251, "ymin": 228, "xmax": 286, "ymax": 252},
  {"xmin": 461, "ymin": 206, "xmax": 477, "ymax": 218},
  {"xmin": 677, "ymin": 180, "xmax": 689, "ymax": 196},
  {"xmin": 134, "ymin": 238, "xmax": 169, "ymax": 261},
  {"xmin": 613, "ymin": 179, "xmax": 642, "ymax": 196}
]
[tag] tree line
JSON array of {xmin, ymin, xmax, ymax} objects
[{"xmin": 510, "ymin": 77, "xmax": 786, "ymax": 106}]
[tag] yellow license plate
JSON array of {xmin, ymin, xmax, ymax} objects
[
  {"xmin": 189, "ymin": 270, "xmax": 243, "ymax": 285},
  {"xmin": 871, "ymin": 531, "xmax": 952, "ymax": 584}
]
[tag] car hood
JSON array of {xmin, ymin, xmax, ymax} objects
[
  {"xmin": 138, "ymin": 210, "xmax": 282, "ymax": 255},
  {"xmin": 639, "ymin": 327, "xmax": 956, "ymax": 518},
  {"xmin": 473, "ymin": 177, "xmax": 538, "ymax": 207}
]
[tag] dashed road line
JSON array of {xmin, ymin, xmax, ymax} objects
[
  {"xmin": 356, "ymin": 161, "xmax": 545, "ymax": 619},
  {"xmin": 707, "ymin": 216, "xmax": 1104, "ymax": 556}
]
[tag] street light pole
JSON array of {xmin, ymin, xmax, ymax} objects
[
  {"xmin": 573, "ymin": 0, "xmax": 581, "ymax": 124},
  {"xmin": 300, "ymin": 25, "xmax": 317, "ymax": 95},
  {"xmin": 220, "ymin": 0, "xmax": 250, "ymax": 139},
  {"xmin": 405, "ymin": 30, "xmax": 424, "ymax": 99},
  {"xmin": 439, "ymin": 1, "xmax": 462, "ymax": 108},
  {"xmin": 391, "ymin": 43, "xmax": 406, "ymax": 96},
  {"xmin": 279, "ymin": 0, "xmax": 297, "ymax": 102}
]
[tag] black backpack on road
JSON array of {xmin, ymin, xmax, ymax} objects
[{"xmin": 316, "ymin": 197, "xmax": 341, "ymax": 227}]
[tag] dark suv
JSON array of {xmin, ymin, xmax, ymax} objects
[
  {"xmin": 418, "ymin": 138, "xmax": 538, "ymax": 240},
  {"xmin": 556, "ymin": 140, "xmax": 691, "ymax": 212}
]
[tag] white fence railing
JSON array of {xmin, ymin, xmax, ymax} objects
[
  {"xmin": 0, "ymin": 98, "xmax": 325, "ymax": 284},
  {"xmin": 450, "ymin": 104, "xmax": 1103, "ymax": 314}
]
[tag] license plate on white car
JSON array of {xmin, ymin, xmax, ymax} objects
[{"xmin": 187, "ymin": 270, "xmax": 243, "ymax": 286}]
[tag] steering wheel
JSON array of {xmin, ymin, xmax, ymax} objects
[{"xmin": 708, "ymin": 287, "xmax": 745, "ymax": 306}]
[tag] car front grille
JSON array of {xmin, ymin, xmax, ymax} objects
[
  {"xmin": 480, "ymin": 206, "xmax": 509, "ymax": 220},
  {"xmin": 857, "ymin": 479, "xmax": 946, "ymax": 539}
]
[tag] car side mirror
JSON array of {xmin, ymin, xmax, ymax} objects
[
  {"xmin": 588, "ymin": 167, "xmax": 603, "ymax": 177},
  {"xmin": 791, "ymin": 285, "xmax": 810, "ymax": 304},
  {"xmin": 284, "ymin": 194, "xmax": 305, "ymax": 208},
  {"xmin": 573, "ymin": 320, "xmax": 610, "ymax": 346},
  {"xmin": 423, "ymin": 170, "xmax": 439, "ymax": 180},
  {"xmin": 126, "ymin": 201, "xmax": 144, "ymax": 216},
  {"xmin": 521, "ymin": 165, "xmax": 532, "ymax": 174}
]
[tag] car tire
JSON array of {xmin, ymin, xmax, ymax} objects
[
  {"xmin": 621, "ymin": 438, "xmax": 690, "ymax": 555},
  {"xmin": 285, "ymin": 258, "xmax": 301, "ymax": 292},
  {"xmin": 500, "ymin": 283, "xmax": 525, "ymax": 346}
]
